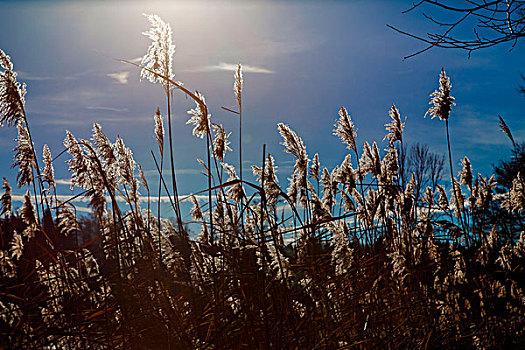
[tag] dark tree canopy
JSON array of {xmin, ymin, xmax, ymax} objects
[
  {"xmin": 494, "ymin": 142, "xmax": 525, "ymax": 191},
  {"xmin": 390, "ymin": 1, "xmax": 525, "ymax": 59}
]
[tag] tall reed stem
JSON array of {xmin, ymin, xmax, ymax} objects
[
  {"xmin": 165, "ymin": 88, "xmax": 184, "ymax": 236},
  {"xmin": 445, "ymin": 119, "xmax": 466, "ymax": 232},
  {"xmin": 158, "ymin": 146, "xmax": 164, "ymax": 260},
  {"xmin": 239, "ymin": 95, "xmax": 244, "ymax": 235}
]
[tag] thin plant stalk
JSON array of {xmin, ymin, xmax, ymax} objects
[
  {"xmin": 158, "ymin": 138, "xmax": 164, "ymax": 260},
  {"xmin": 238, "ymin": 82, "xmax": 244, "ymax": 235},
  {"xmin": 445, "ymin": 119, "xmax": 466, "ymax": 233}
]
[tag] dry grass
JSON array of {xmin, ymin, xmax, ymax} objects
[{"xmin": 0, "ymin": 16, "xmax": 524, "ymax": 349}]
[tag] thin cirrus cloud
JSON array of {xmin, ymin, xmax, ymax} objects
[
  {"xmin": 186, "ymin": 62, "xmax": 274, "ymax": 74},
  {"xmin": 86, "ymin": 106, "xmax": 128, "ymax": 113},
  {"xmin": 107, "ymin": 71, "xmax": 131, "ymax": 84},
  {"xmin": 17, "ymin": 71, "xmax": 77, "ymax": 81},
  {"xmin": 55, "ymin": 179, "xmax": 73, "ymax": 186}
]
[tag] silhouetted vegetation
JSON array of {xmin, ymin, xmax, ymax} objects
[{"xmin": 0, "ymin": 14, "xmax": 524, "ymax": 349}]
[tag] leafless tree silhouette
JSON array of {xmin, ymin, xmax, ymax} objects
[
  {"xmin": 407, "ymin": 143, "xmax": 445, "ymax": 203},
  {"xmin": 389, "ymin": 1, "xmax": 525, "ymax": 59}
]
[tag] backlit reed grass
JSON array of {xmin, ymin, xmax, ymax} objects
[{"xmin": 0, "ymin": 15, "xmax": 524, "ymax": 349}]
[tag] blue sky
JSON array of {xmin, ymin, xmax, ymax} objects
[{"xmin": 1, "ymin": 0, "xmax": 524, "ymax": 215}]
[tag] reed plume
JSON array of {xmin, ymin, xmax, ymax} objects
[
  {"xmin": 13, "ymin": 123, "xmax": 34, "ymax": 188},
  {"xmin": 154, "ymin": 107, "xmax": 164, "ymax": 153},
  {"xmin": 0, "ymin": 49, "xmax": 26, "ymax": 127},
  {"xmin": 384, "ymin": 103, "xmax": 405, "ymax": 145},
  {"xmin": 42, "ymin": 144, "xmax": 55, "ymax": 190},
  {"xmin": 498, "ymin": 115, "xmax": 515, "ymax": 148},
  {"xmin": 212, "ymin": 123, "xmax": 232, "ymax": 162},
  {"xmin": 187, "ymin": 92, "xmax": 211, "ymax": 139},
  {"xmin": 1, "ymin": 177, "xmax": 12, "ymax": 216},
  {"xmin": 140, "ymin": 14, "xmax": 175, "ymax": 89},
  {"xmin": 425, "ymin": 67, "xmax": 455, "ymax": 121},
  {"xmin": 333, "ymin": 106, "xmax": 357, "ymax": 152}
]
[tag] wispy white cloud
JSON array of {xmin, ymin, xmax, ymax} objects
[
  {"xmin": 44, "ymin": 88, "xmax": 104, "ymax": 103},
  {"xmin": 187, "ymin": 62, "xmax": 274, "ymax": 74},
  {"xmin": 107, "ymin": 71, "xmax": 130, "ymax": 84},
  {"xmin": 35, "ymin": 118, "xmax": 89, "ymax": 126},
  {"xmin": 71, "ymin": 206, "xmax": 94, "ymax": 213},
  {"xmin": 55, "ymin": 179, "xmax": 73, "ymax": 186},
  {"xmin": 87, "ymin": 106, "xmax": 128, "ymax": 112},
  {"xmin": 34, "ymin": 114, "xmax": 146, "ymax": 126},
  {"xmin": 18, "ymin": 71, "xmax": 76, "ymax": 81}
]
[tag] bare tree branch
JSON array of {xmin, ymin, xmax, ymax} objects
[{"xmin": 389, "ymin": 0, "xmax": 525, "ymax": 59}]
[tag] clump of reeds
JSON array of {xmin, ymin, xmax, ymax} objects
[{"xmin": 0, "ymin": 15, "xmax": 523, "ymax": 349}]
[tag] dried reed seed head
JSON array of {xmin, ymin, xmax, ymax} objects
[
  {"xmin": 221, "ymin": 162, "xmax": 245, "ymax": 202},
  {"xmin": 190, "ymin": 195, "xmax": 204, "ymax": 222},
  {"xmin": 341, "ymin": 190, "xmax": 355, "ymax": 212},
  {"xmin": 234, "ymin": 63, "xmax": 243, "ymax": 108},
  {"xmin": 21, "ymin": 190, "xmax": 37, "ymax": 226},
  {"xmin": 9, "ymin": 230, "xmax": 23, "ymax": 261},
  {"xmin": 450, "ymin": 178, "xmax": 465, "ymax": 218},
  {"xmin": 277, "ymin": 123, "xmax": 308, "ymax": 163},
  {"xmin": 57, "ymin": 205, "xmax": 80, "ymax": 237},
  {"xmin": 321, "ymin": 167, "xmax": 332, "ymax": 193},
  {"xmin": 0, "ymin": 49, "xmax": 13, "ymax": 71},
  {"xmin": 337, "ymin": 154, "xmax": 356, "ymax": 189},
  {"xmin": 423, "ymin": 186, "xmax": 434, "ymax": 206},
  {"xmin": 115, "ymin": 136, "xmax": 136, "ymax": 187},
  {"xmin": 138, "ymin": 163, "xmax": 149, "ymax": 192},
  {"xmin": 196, "ymin": 158, "xmax": 210, "ymax": 177},
  {"xmin": 286, "ymin": 171, "xmax": 299, "ymax": 203},
  {"xmin": 504, "ymin": 172, "xmax": 525, "ymax": 213},
  {"xmin": 252, "ymin": 154, "xmax": 280, "ymax": 203},
  {"xmin": 1, "ymin": 177, "xmax": 12, "ymax": 216},
  {"xmin": 330, "ymin": 221, "xmax": 354, "ymax": 276},
  {"xmin": 371, "ymin": 142, "xmax": 382, "ymax": 176},
  {"xmin": 88, "ymin": 188, "xmax": 107, "ymax": 217},
  {"xmin": 437, "ymin": 184, "xmax": 449, "ymax": 210},
  {"xmin": 458, "ymin": 156, "xmax": 473, "ymax": 188},
  {"xmin": 212, "ymin": 123, "xmax": 232, "ymax": 162},
  {"xmin": 221, "ymin": 162, "xmax": 238, "ymax": 180},
  {"xmin": 310, "ymin": 153, "xmax": 320, "ymax": 182},
  {"xmin": 198, "ymin": 221, "xmax": 210, "ymax": 245},
  {"xmin": 405, "ymin": 173, "xmax": 416, "ymax": 198},
  {"xmin": 321, "ymin": 166, "xmax": 338, "ymax": 208},
  {"xmin": 515, "ymin": 232, "xmax": 525, "ymax": 258},
  {"xmin": 360, "ymin": 141, "xmax": 376, "ymax": 177},
  {"xmin": 278, "ymin": 123, "xmax": 309, "ymax": 200},
  {"xmin": 0, "ymin": 49, "xmax": 26, "ymax": 127},
  {"xmin": 498, "ymin": 115, "xmax": 515, "ymax": 146},
  {"xmin": 92, "ymin": 123, "xmax": 117, "ymax": 170},
  {"xmin": 64, "ymin": 130, "xmax": 91, "ymax": 190},
  {"xmin": 2, "ymin": 177, "xmax": 10, "ymax": 192},
  {"xmin": 482, "ymin": 174, "xmax": 496, "ymax": 193},
  {"xmin": 384, "ymin": 104, "xmax": 405, "ymax": 144},
  {"xmin": 381, "ymin": 147, "xmax": 398, "ymax": 180},
  {"xmin": 140, "ymin": 14, "xmax": 175, "ymax": 86},
  {"xmin": 333, "ymin": 106, "xmax": 357, "ymax": 152},
  {"xmin": 310, "ymin": 190, "xmax": 331, "ymax": 220},
  {"xmin": 264, "ymin": 153, "xmax": 278, "ymax": 183},
  {"xmin": 42, "ymin": 144, "xmax": 55, "ymax": 189},
  {"xmin": 187, "ymin": 92, "xmax": 211, "ymax": 139},
  {"xmin": 425, "ymin": 67, "xmax": 455, "ymax": 121},
  {"xmin": 13, "ymin": 123, "xmax": 34, "ymax": 188},
  {"xmin": 154, "ymin": 107, "xmax": 164, "ymax": 153}
]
